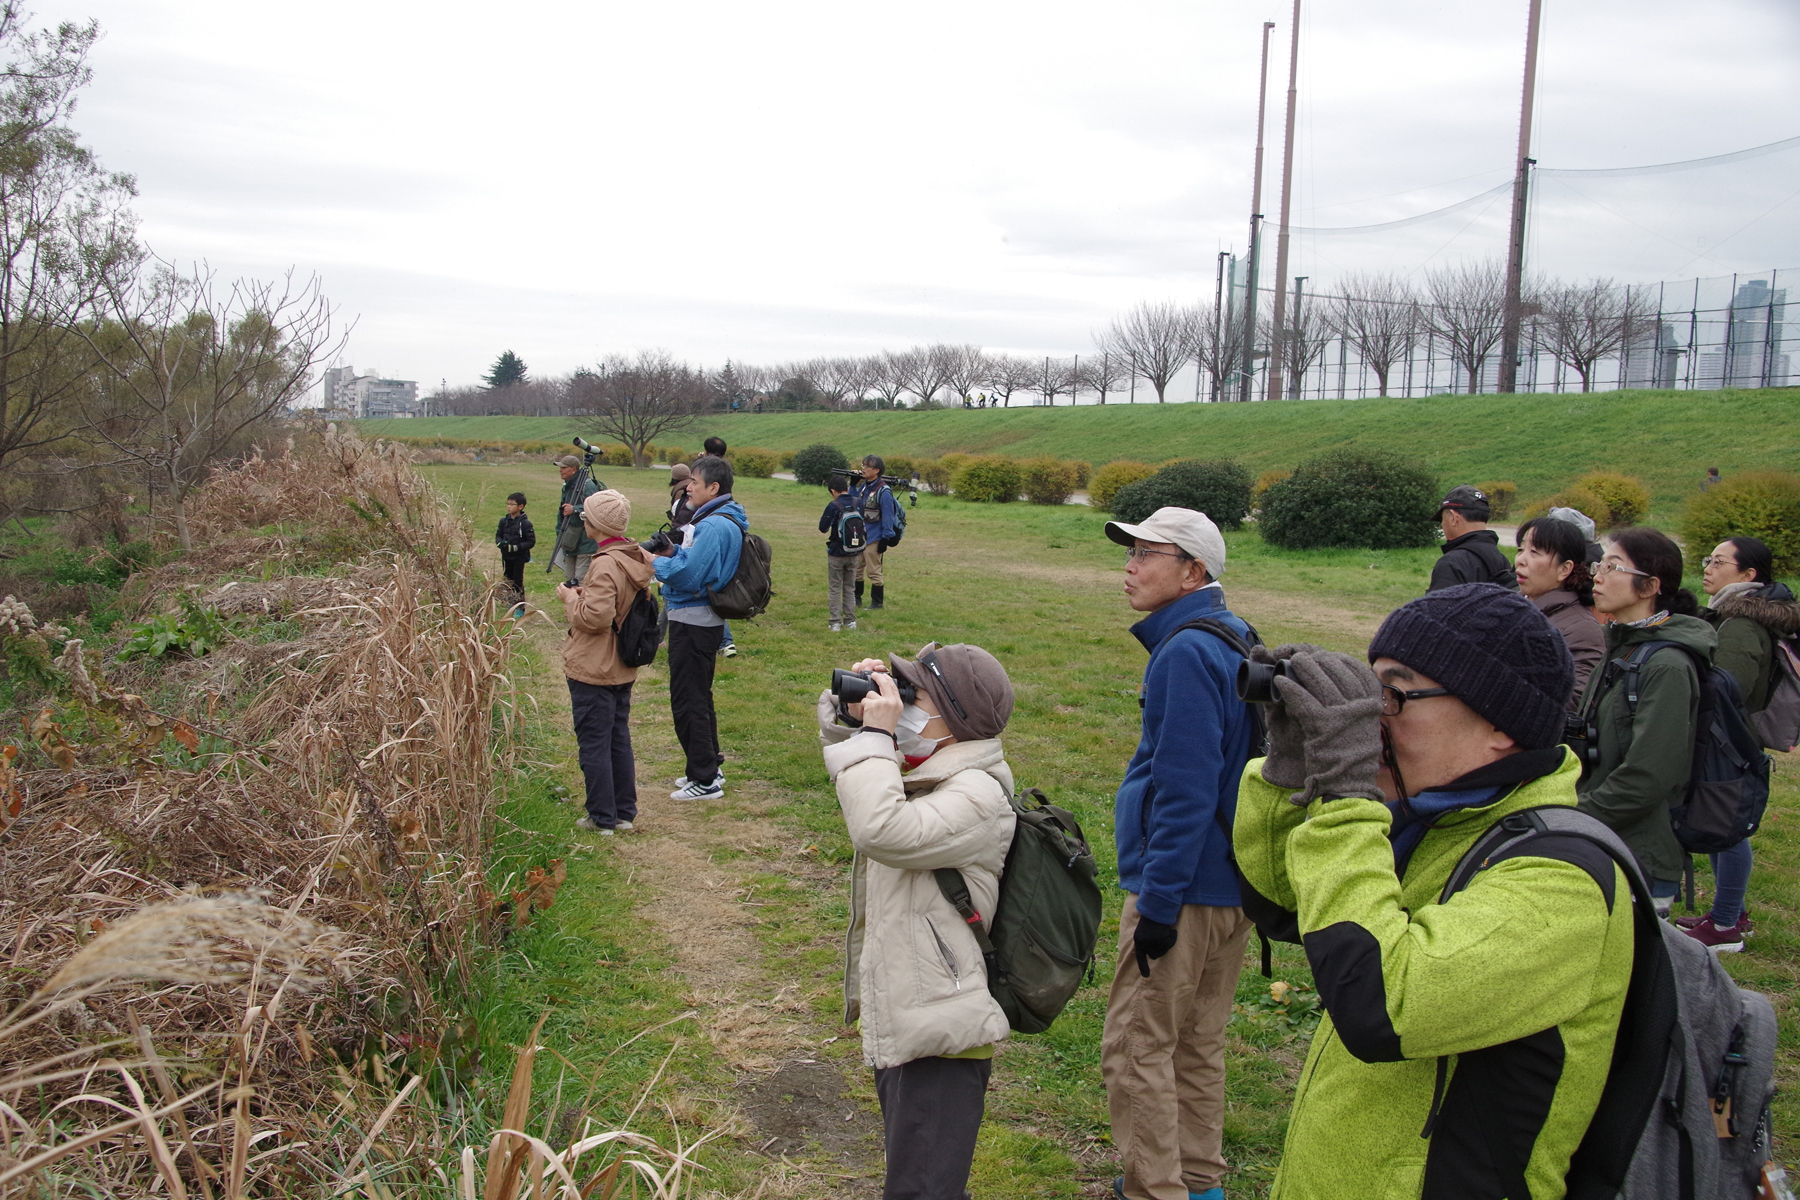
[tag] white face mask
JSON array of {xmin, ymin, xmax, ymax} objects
[{"xmin": 895, "ymin": 704, "xmax": 950, "ymax": 760}]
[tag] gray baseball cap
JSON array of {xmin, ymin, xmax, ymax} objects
[
  {"xmin": 1104, "ymin": 507, "xmax": 1227, "ymax": 576},
  {"xmin": 555, "ymin": 454, "xmax": 582, "ymax": 469}
]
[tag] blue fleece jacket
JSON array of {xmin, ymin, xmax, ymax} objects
[
  {"xmin": 654, "ymin": 496, "xmax": 746, "ymax": 610},
  {"xmin": 851, "ymin": 480, "xmax": 901, "ymax": 542},
  {"xmin": 1114, "ymin": 587, "xmax": 1254, "ymax": 922}
]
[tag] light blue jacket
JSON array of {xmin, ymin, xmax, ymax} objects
[{"xmin": 655, "ymin": 496, "xmax": 747, "ymax": 611}]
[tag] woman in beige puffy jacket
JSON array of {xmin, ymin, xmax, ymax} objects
[{"xmin": 820, "ymin": 642, "xmax": 1017, "ymax": 1200}]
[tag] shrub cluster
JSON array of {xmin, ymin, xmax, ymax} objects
[
  {"xmin": 1475, "ymin": 480, "xmax": 1518, "ymax": 520},
  {"xmin": 1111, "ymin": 459, "xmax": 1254, "ymax": 529},
  {"xmin": 1259, "ymin": 449, "xmax": 1441, "ymax": 549},
  {"xmin": 658, "ymin": 445, "xmax": 687, "ymax": 464},
  {"xmin": 917, "ymin": 459, "xmax": 954, "ymax": 494},
  {"xmin": 730, "ymin": 446, "xmax": 778, "ymax": 478},
  {"xmin": 1088, "ymin": 461, "xmax": 1156, "ymax": 510},
  {"xmin": 1525, "ymin": 471, "xmax": 1649, "ymax": 530},
  {"xmin": 1682, "ymin": 470, "xmax": 1800, "ymax": 577},
  {"xmin": 1251, "ymin": 468, "xmax": 1291, "ymax": 513},
  {"xmin": 792, "ymin": 442, "xmax": 849, "ymax": 486},
  {"xmin": 1019, "ymin": 456, "xmax": 1082, "ymax": 505},
  {"xmin": 953, "ymin": 456, "xmax": 1021, "ymax": 503}
]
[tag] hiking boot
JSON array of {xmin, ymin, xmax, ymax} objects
[
  {"xmin": 870, "ymin": 585, "xmax": 885, "ymax": 609},
  {"xmin": 1682, "ymin": 919, "xmax": 1746, "ymax": 952},
  {"xmin": 722, "ymin": 641, "xmax": 738, "ymax": 658},
  {"xmin": 673, "ymin": 769, "xmax": 725, "ymax": 789},
  {"xmin": 669, "ymin": 779, "xmax": 724, "ymax": 801}
]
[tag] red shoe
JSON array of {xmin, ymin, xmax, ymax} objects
[
  {"xmin": 1674, "ymin": 911, "xmax": 1753, "ymax": 935},
  {"xmin": 1681, "ymin": 919, "xmax": 1746, "ymax": 952}
]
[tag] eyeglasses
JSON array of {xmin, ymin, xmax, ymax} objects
[
  {"xmin": 1125, "ymin": 547, "xmax": 1192, "ymax": 563},
  {"xmin": 1594, "ymin": 560, "xmax": 1653, "ymax": 578},
  {"xmin": 1379, "ymin": 684, "xmax": 1452, "ymax": 717},
  {"xmin": 1701, "ymin": 555, "xmax": 1738, "ymax": 569}
]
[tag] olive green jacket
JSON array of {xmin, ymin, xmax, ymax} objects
[
  {"xmin": 1704, "ymin": 583, "xmax": 1800, "ymax": 712},
  {"xmin": 1574, "ymin": 614, "xmax": 1714, "ymax": 883},
  {"xmin": 1233, "ymin": 749, "xmax": 1634, "ymax": 1200}
]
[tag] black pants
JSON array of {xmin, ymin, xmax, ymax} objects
[
  {"xmin": 502, "ymin": 557, "xmax": 526, "ymax": 601},
  {"xmin": 568, "ymin": 679, "xmax": 636, "ymax": 826},
  {"xmin": 873, "ymin": 1056, "xmax": 991, "ymax": 1200},
  {"xmin": 666, "ymin": 621, "xmax": 724, "ymax": 785}
]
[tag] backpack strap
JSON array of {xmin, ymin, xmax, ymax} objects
[
  {"xmin": 932, "ymin": 867, "xmax": 999, "ymax": 975},
  {"xmin": 1142, "ymin": 616, "xmax": 1262, "ymax": 710}
]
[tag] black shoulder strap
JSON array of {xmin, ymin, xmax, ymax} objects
[{"xmin": 1152, "ymin": 615, "xmax": 1262, "ymax": 661}]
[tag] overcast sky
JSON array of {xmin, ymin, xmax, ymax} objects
[{"xmin": 58, "ymin": 0, "xmax": 1800, "ymax": 389}]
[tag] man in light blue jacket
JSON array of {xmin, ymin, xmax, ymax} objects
[{"xmin": 652, "ymin": 455, "xmax": 745, "ymax": 800}]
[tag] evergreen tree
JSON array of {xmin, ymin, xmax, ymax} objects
[{"xmin": 484, "ymin": 350, "xmax": 528, "ymax": 389}]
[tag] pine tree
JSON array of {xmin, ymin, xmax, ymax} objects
[{"xmin": 484, "ymin": 351, "xmax": 528, "ymax": 389}]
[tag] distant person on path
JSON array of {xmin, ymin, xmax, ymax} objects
[
  {"xmin": 555, "ymin": 454, "xmax": 601, "ymax": 583},
  {"xmin": 1428, "ymin": 485, "xmax": 1517, "ymax": 592},
  {"xmin": 495, "ymin": 492, "xmax": 536, "ymax": 618},
  {"xmin": 1702, "ymin": 466, "xmax": 1722, "ymax": 491},
  {"xmin": 820, "ymin": 475, "xmax": 863, "ymax": 631},
  {"xmin": 558, "ymin": 490, "xmax": 656, "ymax": 835},
  {"xmin": 1690, "ymin": 535, "xmax": 1796, "ymax": 949},
  {"xmin": 651, "ymin": 455, "xmax": 745, "ymax": 801},
  {"xmin": 1100, "ymin": 506, "xmax": 1254, "ymax": 1200},
  {"xmin": 816, "ymin": 644, "xmax": 1017, "ymax": 1200},
  {"xmin": 853, "ymin": 455, "xmax": 903, "ymax": 611},
  {"xmin": 1513, "ymin": 517, "xmax": 1605, "ymax": 705}
]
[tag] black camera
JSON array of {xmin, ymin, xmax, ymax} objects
[
  {"xmin": 640, "ymin": 528, "xmax": 674, "ymax": 555},
  {"xmin": 1236, "ymin": 658, "xmax": 1290, "ymax": 704},
  {"xmin": 831, "ymin": 668, "xmax": 917, "ymax": 707}
]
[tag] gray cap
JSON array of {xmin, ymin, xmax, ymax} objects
[
  {"xmin": 1546, "ymin": 506, "xmax": 1597, "ymax": 542},
  {"xmin": 1440, "ymin": 485, "xmax": 1491, "ymax": 520},
  {"xmin": 1104, "ymin": 507, "xmax": 1227, "ymax": 576},
  {"xmin": 555, "ymin": 454, "xmax": 582, "ymax": 469},
  {"xmin": 889, "ymin": 642, "xmax": 1015, "ymax": 743}
]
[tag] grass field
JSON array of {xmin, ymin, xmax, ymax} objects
[
  {"xmin": 373, "ymin": 385, "xmax": 1800, "ymax": 521},
  {"xmin": 425, "ymin": 461, "xmax": 1796, "ymax": 1197}
]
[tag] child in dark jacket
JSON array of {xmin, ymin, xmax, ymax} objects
[
  {"xmin": 820, "ymin": 477, "xmax": 863, "ymax": 631},
  {"xmin": 495, "ymin": 493, "xmax": 536, "ymax": 614}
]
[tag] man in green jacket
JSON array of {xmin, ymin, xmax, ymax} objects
[
  {"xmin": 1234, "ymin": 583, "xmax": 1635, "ymax": 1199},
  {"xmin": 555, "ymin": 455, "xmax": 601, "ymax": 583}
]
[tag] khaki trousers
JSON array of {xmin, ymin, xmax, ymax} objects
[
  {"xmin": 1102, "ymin": 895, "xmax": 1253, "ymax": 1200},
  {"xmin": 856, "ymin": 542, "xmax": 884, "ymax": 585}
]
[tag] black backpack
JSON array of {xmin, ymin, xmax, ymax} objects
[
  {"xmin": 933, "ymin": 788, "xmax": 1102, "ymax": 1034},
  {"xmin": 1586, "ymin": 641, "xmax": 1771, "ymax": 855},
  {"xmin": 614, "ymin": 585, "xmax": 661, "ymax": 668},
  {"xmin": 706, "ymin": 519, "xmax": 774, "ymax": 620}
]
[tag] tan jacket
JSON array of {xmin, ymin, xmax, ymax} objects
[
  {"xmin": 560, "ymin": 540, "xmax": 657, "ymax": 685},
  {"xmin": 824, "ymin": 721, "xmax": 1017, "ymax": 1069}
]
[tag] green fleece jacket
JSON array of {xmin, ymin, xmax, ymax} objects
[
  {"xmin": 1574, "ymin": 613, "xmax": 1714, "ymax": 884},
  {"xmin": 1234, "ymin": 749, "xmax": 1634, "ymax": 1200}
]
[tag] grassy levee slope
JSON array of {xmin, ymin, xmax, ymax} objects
[{"xmin": 369, "ymin": 385, "xmax": 1800, "ymax": 520}]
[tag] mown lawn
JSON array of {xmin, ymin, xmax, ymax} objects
[{"xmin": 425, "ymin": 463, "xmax": 1796, "ymax": 1195}]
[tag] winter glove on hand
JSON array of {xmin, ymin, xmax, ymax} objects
[
  {"xmin": 1273, "ymin": 648, "xmax": 1384, "ymax": 806},
  {"xmin": 1256, "ymin": 643, "xmax": 1310, "ymax": 790},
  {"xmin": 1133, "ymin": 916, "xmax": 1179, "ymax": 978}
]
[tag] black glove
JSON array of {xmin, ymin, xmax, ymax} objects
[
  {"xmin": 1273, "ymin": 648, "xmax": 1384, "ymax": 806},
  {"xmin": 1255, "ymin": 644, "xmax": 1308, "ymax": 790},
  {"xmin": 1133, "ymin": 916, "xmax": 1179, "ymax": 977}
]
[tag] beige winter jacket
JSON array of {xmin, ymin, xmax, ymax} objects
[
  {"xmin": 560, "ymin": 539, "xmax": 657, "ymax": 686},
  {"xmin": 822, "ymin": 718, "xmax": 1017, "ymax": 1070}
]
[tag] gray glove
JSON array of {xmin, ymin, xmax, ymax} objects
[
  {"xmin": 1272, "ymin": 648, "xmax": 1384, "ymax": 806},
  {"xmin": 1255, "ymin": 643, "xmax": 1308, "ymax": 790}
]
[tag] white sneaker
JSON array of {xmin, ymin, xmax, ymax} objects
[
  {"xmin": 828, "ymin": 621, "xmax": 841, "ymax": 632},
  {"xmin": 673, "ymin": 770, "xmax": 725, "ymax": 788},
  {"xmin": 721, "ymin": 642, "xmax": 738, "ymax": 658},
  {"xmin": 843, "ymin": 620, "xmax": 857, "ymax": 631},
  {"xmin": 575, "ymin": 816, "xmax": 604, "ymax": 832},
  {"xmin": 670, "ymin": 779, "xmax": 724, "ymax": 800},
  {"xmin": 616, "ymin": 820, "xmax": 634, "ymax": 832}
]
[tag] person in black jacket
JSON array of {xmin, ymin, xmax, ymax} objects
[
  {"xmin": 1428, "ymin": 485, "xmax": 1517, "ymax": 592},
  {"xmin": 819, "ymin": 476, "xmax": 861, "ymax": 631},
  {"xmin": 495, "ymin": 492, "xmax": 536, "ymax": 617}
]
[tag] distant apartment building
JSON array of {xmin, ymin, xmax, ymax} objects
[{"xmin": 322, "ymin": 366, "xmax": 421, "ymax": 418}]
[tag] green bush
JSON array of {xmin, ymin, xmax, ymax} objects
[
  {"xmin": 778, "ymin": 450, "xmax": 798, "ymax": 470},
  {"xmin": 1087, "ymin": 461, "xmax": 1157, "ymax": 510},
  {"xmin": 1682, "ymin": 471, "xmax": 1800, "ymax": 577},
  {"xmin": 119, "ymin": 597, "xmax": 230, "ymax": 661},
  {"xmin": 1018, "ymin": 457, "xmax": 1082, "ymax": 506},
  {"xmin": 1259, "ymin": 449, "xmax": 1440, "ymax": 549},
  {"xmin": 792, "ymin": 443, "xmax": 850, "ymax": 486},
  {"xmin": 917, "ymin": 458, "xmax": 954, "ymax": 495},
  {"xmin": 659, "ymin": 445, "xmax": 687, "ymax": 464},
  {"xmin": 1251, "ymin": 468, "xmax": 1291, "ymax": 512},
  {"xmin": 1475, "ymin": 480, "xmax": 1518, "ymax": 520},
  {"xmin": 730, "ymin": 447, "xmax": 778, "ymax": 479},
  {"xmin": 1576, "ymin": 472, "xmax": 1649, "ymax": 528},
  {"xmin": 1111, "ymin": 459, "xmax": 1254, "ymax": 529},
  {"xmin": 953, "ymin": 456, "xmax": 1020, "ymax": 503},
  {"xmin": 938, "ymin": 452, "xmax": 974, "ymax": 479},
  {"xmin": 882, "ymin": 454, "xmax": 919, "ymax": 482}
]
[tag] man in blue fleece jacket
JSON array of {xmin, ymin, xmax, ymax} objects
[
  {"xmin": 1099, "ymin": 506, "xmax": 1255, "ymax": 1200},
  {"xmin": 651, "ymin": 454, "xmax": 745, "ymax": 801}
]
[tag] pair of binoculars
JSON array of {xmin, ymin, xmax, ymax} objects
[{"xmin": 1236, "ymin": 659, "xmax": 1288, "ymax": 704}]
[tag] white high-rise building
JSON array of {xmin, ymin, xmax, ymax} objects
[{"xmin": 321, "ymin": 366, "xmax": 420, "ymax": 417}]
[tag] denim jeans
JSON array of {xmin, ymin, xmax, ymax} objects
[{"xmin": 1708, "ymin": 840, "xmax": 1753, "ymax": 926}]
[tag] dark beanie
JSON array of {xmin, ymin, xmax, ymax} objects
[{"xmin": 1368, "ymin": 583, "xmax": 1573, "ymax": 750}]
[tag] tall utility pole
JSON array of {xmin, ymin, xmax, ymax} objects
[
  {"xmin": 1213, "ymin": 251, "xmax": 1228, "ymax": 402},
  {"xmin": 1290, "ymin": 276, "xmax": 1308, "ymax": 398},
  {"xmin": 1240, "ymin": 20, "xmax": 1277, "ymax": 403},
  {"xmin": 1266, "ymin": 0, "xmax": 1301, "ymax": 402},
  {"xmin": 1497, "ymin": 0, "xmax": 1545, "ymax": 394}
]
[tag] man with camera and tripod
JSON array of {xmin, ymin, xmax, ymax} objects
[
  {"xmin": 1100, "ymin": 506, "xmax": 1256, "ymax": 1200},
  {"xmin": 554, "ymin": 452, "xmax": 604, "ymax": 583},
  {"xmin": 852, "ymin": 454, "xmax": 903, "ymax": 611}
]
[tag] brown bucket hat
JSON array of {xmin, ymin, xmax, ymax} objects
[{"xmin": 888, "ymin": 642, "xmax": 1015, "ymax": 743}]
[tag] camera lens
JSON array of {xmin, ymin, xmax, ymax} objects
[{"xmin": 1236, "ymin": 658, "xmax": 1288, "ymax": 704}]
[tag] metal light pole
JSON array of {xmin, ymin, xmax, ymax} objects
[
  {"xmin": 1214, "ymin": 251, "xmax": 1229, "ymax": 402},
  {"xmin": 1241, "ymin": 20, "xmax": 1276, "ymax": 403},
  {"xmin": 1290, "ymin": 276, "xmax": 1308, "ymax": 399},
  {"xmin": 1266, "ymin": 0, "xmax": 1301, "ymax": 402},
  {"xmin": 1498, "ymin": 0, "xmax": 1545, "ymax": 394}
]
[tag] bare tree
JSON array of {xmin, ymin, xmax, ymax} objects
[
  {"xmin": 80, "ymin": 262, "xmax": 344, "ymax": 550},
  {"xmin": 578, "ymin": 349, "xmax": 709, "ymax": 466},
  {"xmin": 1036, "ymin": 356, "xmax": 1079, "ymax": 406},
  {"xmin": 1272, "ymin": 302, "xmax": 1330, "ymax": 400},
  {"xmin": 889, "ymin": 345, "xmax": 953, "ymax": 407},
  {"xmin": 1078, "ymin": 351, "xmax": 1128, "ymax": 405},
  {"xmin": 1100, "ymin": 302, "xmax": 1196, "ymax": 402},
  {"xmin": 940, "ymin": 344, "xmax": 990, "ymax": 405},
  {"xmin": 863, "ymin": 353, "xmax": 908, "ymax": 408},
  {"xmin": 1325, "ymin": 273, "xmax": 1421, "ymax": 398},
  {"xmin": 1531, "ymin": 278, "xmax": 1659, "ymax": 392},
  {"xmin": 984, "ymin": 355, "xmax": 1038, "ymax": 407},
  {"xmin": 1424, "ymin": 262, "xmax": 1507, "ymax": 394},
  {"xmin": 1191, "ymin": 302, "xmax": 1245, "ymax": 402}
]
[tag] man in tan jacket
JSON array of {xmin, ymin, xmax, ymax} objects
[
  {"xmin": 558, "ymin": 490, "xmax": 656, "ymax": 835},
  {"xmin": 819, "ymin": 642, "xmax": 1017, "ymax": 1200}
]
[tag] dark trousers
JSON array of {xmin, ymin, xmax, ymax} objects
[
  {"xmin": 568, "ymin": 679, "xmax": 636, "ymax": 827},
  {"xmin": 502, "ymin": 557, "xmax": 526, "ymax": 601},
  {"xmin": 666, "ymin": 621, "xmax": 724, "ymax": 785},
  {"xmin": 873, "ymin": 1056, "xmax": 992, "ymax": 1200}
]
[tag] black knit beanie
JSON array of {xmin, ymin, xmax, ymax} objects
[{"xmin": 1367, "ymin": 583, "xmax": 1574, "ymax": 750}]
